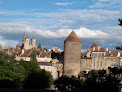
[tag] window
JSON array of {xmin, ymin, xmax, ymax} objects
[
  {"xmin": 101, "ymin": 62, "xmax": 102, "ymax": 66},
  {"xmin": 94, "ymin": 62, "xmax": 95, "ymax": 66},
  {"xmin": 97, "ymin": 62, "xmax": 99, "ymax": 66},
  {"xmin": 101, "ymin": 57, "xmax": 102, "ymax": 61},
  {"xmin": 94, "ymin": 57, "xmax": 95, "ymax": 61},
  {"xmin": 97, "ymin": 54, "xmax": 99, "ymax": 56},
  {"xmin": 97, "ymin": 57, "xmax": 99, "ymax": 61},
  {"xmin": 105, "ymin": 63, "xmax": 106, "ymax": 66}
]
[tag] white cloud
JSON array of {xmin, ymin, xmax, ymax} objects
[
  {"xmin": 56, "ymin": 3, "xmax": 72, "ymax": 6},
  {"xmin": 0, "ymin": 23, "xmax": 33, "ymax": 34},
  {"xmin": 90, "ymin": 0, "xmax": 122, "ymax": 9},
  {"xmin": 0, "ymin": 40, "xmax": 19, "ymax": 48},
  {"xmin": 0, "ymin": 22, "xmax": 122, "ymax": 51},
  {"xmin": 0, "ymin": 23, "xmax": 108, "ymax": 39}
]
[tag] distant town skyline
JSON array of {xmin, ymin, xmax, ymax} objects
[{"xmin": 0, "ymin": 0, "xmax": 122, "ymax": 52}]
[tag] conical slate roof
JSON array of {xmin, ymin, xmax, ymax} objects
[
  {"xmin": 64, "ymin": 31, "xmax": 81, "ymax": 42},
  {"xmin": 91, "ymin": 41, "xmax": 98, "ymax": 48}
]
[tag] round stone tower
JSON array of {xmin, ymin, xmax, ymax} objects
[{"xmin": 64, "ymin": 31, "xmax": 81, "ymax": 77}]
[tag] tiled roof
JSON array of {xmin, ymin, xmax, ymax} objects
[
  {"xmin": 81, "ymin": 53, "xmax": 87, "ymax": 56},
  {"xmin": 105, "ymin": 50, "xmax": 118, "ymax": 57},
  {"xmin": 91, "ymin": 41, "xmax": 98, "ymax": 48},
  {"xmin": 64, "ymin": 31, "xmax": 81, "ymax": 42},
  {"xmin": 40, "ymin": 53, "xmax": 50, "ymax": 57},
  {"xmin": 92, "ymin": 48, "xmax": 106, "ymax": 52},
  {"xmin": 20, "ymin": 49, "xmax": 32, "ymax": 57},
  {"xmin": 53, "ymin": 48, "xmax": 60, "ymax": 53}
]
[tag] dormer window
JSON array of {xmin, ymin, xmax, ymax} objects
[{"xmin": 110, "ymin": 54, "xmax": 113, "ymax": 56}]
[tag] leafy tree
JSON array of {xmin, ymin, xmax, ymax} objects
[
  {"xmin": 30, "ymin": 48, "xmax": 37, "ymax": 62},
  {"xmin": 37, "ymin": 43, "xmax": 41, "ymax": 49},
  {"xmin": 85, "ymin": 70, "xmax": 120, "ymax": 92},
  {"xmin": 54, "ymin": 76, "xmax": 82, "ymax": 91},
  {"xmin": 19, "ymin": 59, "xmax": 40, "ymax": 77},
  {"xmin": 44, "ymin": 48, "xmax": 47, "ymax": 51},
  {"xmin": 116, "ymin": 46, "xmax": 121, "ymax": 50},
  {"xmin": 23, "ymin": 69, "xmax": 53, "ymax": 89},
  {"xmin": 118, "ymin": 18, "xmax": 122, "ymax": 26},
  {"xmin": 0, "ymin": 51, "xmax": 25, "ymax": 88},
  {"xmin": 116, "ymin": 46, "xmax": 122, "ymax": 51}
]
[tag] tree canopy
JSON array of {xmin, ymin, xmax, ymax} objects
[
  {"xmin": 37, "ymin": 43, "xmax": 41, "ymax": 49},
  {"xmin": 0, "ymin": 51, "xmax": 53, "ymax": 89},
  {"xmin": 54, "ymin": 76, "xmax": 82, "ymax": 91},
  {"xmin": 118, "ymin": 18, "xmax": 122, "ymax": 26},
  {"xmin": 23, "ymin": 69, "xmax": 53, "ymax": 89}
]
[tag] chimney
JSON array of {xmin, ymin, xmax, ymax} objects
[
  {"xmin": 117, "ymin": 52, "xmax": 120, "ymax": 57},
  {"xmin": 106, "ymin": 48, "xmax": 108, "ymax": 51},
  {"xmin": 98, "ymin": 46, "xmax": 100, "ymax": 51},
  {"xmin": 21, "ymin": 49, "xmax": 25, "ymax": 55}
]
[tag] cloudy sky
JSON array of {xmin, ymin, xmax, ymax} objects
[{"xmin": 0, "ymin": 0, "xmax": 122, "ymax": 52}]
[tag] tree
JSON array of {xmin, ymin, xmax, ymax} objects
[
  {"xmin": 85, "ymin": 70, "xmax": 120, "ymax": 92},
  {"xmin": 23, "ymin": 69, "xmax": 53, "ymax": 89},
  {"xmin": 0, "ymin": 51, "xmax": 25, "ymax": 88},
  {"xmin": 118, "ymin": 18, "xmax": 122, "ymax": 26},
  {"xmin": 19, "ymin": 59, "xmax": 40, "ymax": 77},
  {"xmin": 116, "ymin": 46, "xmax": 121, "ymax": 50},
  {"xmin": 37, "ymin": 43, "xmax": 41, "ymax": 49},
  {"xmin": 30, "ymin": 48, "xmax": 37, "ymax": 62},
  {"xmin": 44, "ymin": 48, "xmax": 47, "ymax": 51},
  {"xmin": 54, "ymin": 76, "xmax": 82, "ymax": 91}
]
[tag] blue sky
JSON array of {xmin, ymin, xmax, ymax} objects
[{"xmin": 0, "ymin": 0, "xmax": 122, "ymax": 51}]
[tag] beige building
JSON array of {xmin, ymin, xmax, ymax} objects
[{"xmin": 80, "ymin": 42, "xmax": 121, "ymax": 72}]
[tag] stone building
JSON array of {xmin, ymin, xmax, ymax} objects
[
  {"xmin": 64, "ymin": 31, "xmax": 81, "ymax": 77},
  {"xmin": 80, "ymin": 41, "xmax": 121, "ymax": 72},
  {"xmin": 22, "ymin": 32, "xmax": 36, "ymax": 50}
]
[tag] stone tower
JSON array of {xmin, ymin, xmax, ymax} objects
[
  {"xmin": 24, "ymin": 37, "xmax": 30, "ymax": 50},
  {"xmin": 31, "ymin": 38, "xmax": 36, "ymax": 48},
  {"xmin": 22, "ymin": 32, "xmax": 26, "ymax": 44},
  {"xmin": 64, "ymin": 31, "xmax": 81, "ymax": 77}
]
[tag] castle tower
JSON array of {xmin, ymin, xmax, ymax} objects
[
  {"xmin": 31, "ymin": 38, "xmax": 36, "ymax": 48},
  {"xmin": 22, "ymin": 32, "xmax": 26, "ymax": 44},
  {"xmin": 24, "ymin": 37, "xmax": 30, "ymax": 50},
  {"xmin": 64, "ymin": 31, "xmax": 81, "ymax": 77}
]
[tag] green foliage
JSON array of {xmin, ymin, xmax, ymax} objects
[
  {"xmin": 19, "ymin": 59, "xmax": 40, "ymax": 77},
  {"xmin": 30, "ymin": 48, "xmax": 37, "ymax": 62},
  {"xmin": 116, "ymin": 46, "xmax": 120, "ymax": 50},
  {"xmin": 44, "ymin": 48, "xmax": 47, "ymax": 51},
  {"xmin": 23, "ymin": 69, "xmax": 53, "ymax": 89},
  {"xmin": 85, "ymin": 70, "xmax": 120, "ymax": 92},
  {"xmin": 37, "ymin": 43, "xmax": 41, "ymax": 49},
  {"xmin": 116, "ymin": 46, "xmax": 122, "ymax": 50},
  {"xmin": 0, "ymin": 51, "xmax": 53, "ymax": 89},
  {"xmin": 54, "ymin": 76, "xmax": 82, "ymax": 91},
  {"xmin": 0, "ymin": 51, "xmax": 25, "ymax": 88},
  {"xmin": 118, "ymin": 18, "xmax": 122, "ymax": 26}
]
